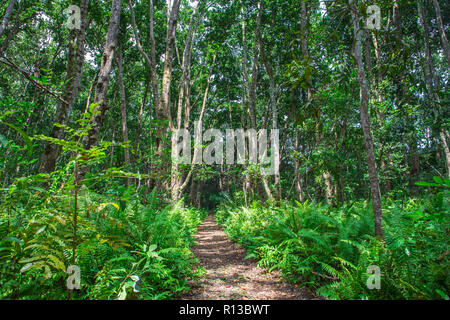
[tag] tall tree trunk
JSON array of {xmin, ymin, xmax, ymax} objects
[
  {"xmin": 240, "ymin": 3, "xmax": 267, "ymax": 200},
  {"xmin": 431, "ymin": 0, "xmax": 449, "ymax": 65},
  {"xmin": 393, "ymin": 1, "xmax": 420, "ymax": 190},
  {"xmin": 254, "ymin": 0, "xmax": 277, "ymax": 201},
  {"xmin": 257, "ymin": 1, "xmax": 281, "ymax": 200},
  {"xmin": 117, "ymin": 45, "xmax": 131, "ymax": 186},
  {"xmin": 371, "ymin": 31, "xmax": 391, "ymax": 193},
  {"xmin": 0, "ymin": 0, "xmax": 20, "ymax": 53},
  {"xmin": 171, "ymin": 53, "xmax": 216, "ymax": 202},
  {"xmin": 0, "ymin": 0, "xmax": 16, "ymax": 38},
  {"xmin": 135, "ymin": 80, "xmax": 150, "ymax": 156},
  {"xmin": 176, "ymin": 2, "xmax": 200, "ymax": 130},
  {"xmin": 158, "ymin": 0, "xmax": 181, "ymax": 148},
  {"xmin": 81, "ymin": 0, "xmax": 121, "ymax": 154},
  {"xmin": 350, "ymin": 0, "xmax": 383, "ymax": 239},
  {"xmin": 169, "ymin": 4, "xmax": 201, "ymax": 201},
  {"xmin": 294, "ymin": 129, "xmax": 305, "ymax": 202},
  {"xmin": 417, "ymin": 0, "xmax": 450, "ymax": 177},
  {"xmin": 300, "ymin": 0, "xmax": 333, "ymax": 204},
  {"xmin": 39, "ymin": 0, "xmax": 89, "ymax": 173},
  {"xmin": 440, "ymin": 131, "xmax": 450, "ymax": 178}
]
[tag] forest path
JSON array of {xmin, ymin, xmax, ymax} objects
[{"xmin": 180, "ymin": 214, "xmax": 319, "ymax": 300}]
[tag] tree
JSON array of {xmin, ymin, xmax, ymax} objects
[
  {"xmin": 349, "ymin": 0, "xmax": 383, "ymax": 238},
  {"xmin": 39, "ymin": 0, "xmax": 89, "ymax": 173},
  {"xmin": 81, "ymin": 0, "xmax": 122, "ymax": 164}
]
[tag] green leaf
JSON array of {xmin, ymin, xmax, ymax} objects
[
  {"xmin": 432, "ymin": 176, "xmax": 443, "ymax": 185},
  {"xmin": 5, "ymin": 237, "xmax": 24, "ymax": 245},
  {"xmin": 414, "ymin": 181, "xmax": 439, "ymax": 187},
  {"xmin": 436, "ymin": 289, "xmax": 449, "ymax": 300},
  {"xmin": 0, "ymin": 121, "xmax": 33, "ymax": 157},
  {"xmin": 47, "ymin": 254, "xmax": 65, "ymax": 271}
]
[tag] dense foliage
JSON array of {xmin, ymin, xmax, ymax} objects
[
  {"xmin": 0, "ymin": 171, "xmax": 207, "ymax": 299},
  {"xmin": 216, "ymin": 187, "xmax": 449, "ymax": 299},
  {"xmin": 0, "ymin": 0, "xmax": 448, "ymax": 300}
]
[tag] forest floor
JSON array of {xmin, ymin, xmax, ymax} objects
[{"xmin": 180, "ymin": 214, "xmax": 320, "ymax": 300}]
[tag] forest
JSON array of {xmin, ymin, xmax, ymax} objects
[{"xmin": 0, "ymin": 0, "xmax": 448, "ymax": 301}]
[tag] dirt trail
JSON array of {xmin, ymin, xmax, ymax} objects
[{"xmin": 181, "ymin": 214, "xmax": 319, "ymax": 300}]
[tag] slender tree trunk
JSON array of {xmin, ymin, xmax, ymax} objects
[
  {"xmin": 117, "ymin": 45, "xmax": 131, "ymax": 186},
  {"xmin": 417, "ymin": 0, "xmax": 450, "ymax": 177},
  {"xmin": 170, "ymin": 3, "xmax": 201, "ymax": 201},
  {"xmin": 176, "ymin": 3, "xmax": 200, "ymax": 129},
  {"xmin": 257, "ymin": 1, "xmax": 281, "ymax": 200},
  {"xmin": 171, "ymin": 53, "xmax": 216, "ymax": 202},
  {"xmin": 294, "ymin": 129, "xmax": 305, "ymax": 202},
  {"xmin": 350, "ymin": 0, "xmax": 383, "ymax": 239},
  {"xmin": 158, "ymin": 0, "xmax": 181, "ymax": 148},
  {"xmin": 440, "ymin": 131, "xmax": 450, "ymax": 178},
  {"xmin": 371, "ymin": 32, "xmax": 391, "ymax": 193},
  {"xmin": 240, "ymin": 7, "xmax": 250, "ymax": 203},
  {"xmin": 431, "ymin": 0, "xmax": 449, "ymax": 65},
  {"xmin": 135, "ymin": 80, "xmax": 149, "ymax": 155},
  {"xmin": 0, "ymin": 0, "xmax": 20, "ymax": 53},
  {"xmin": 240, "ymin": 3, "xmax": 266, "ymax": 200},
  {"xmin": 393, "ymin": 1, "xmax": 420, "ymax": 190},
  {"xmin": 300, "ymin": 0, "xmax": 333, "ymax": 204}
]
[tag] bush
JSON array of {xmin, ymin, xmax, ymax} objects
[
  {"xmin": 216, "ymin": 196, "xmax": 449, "ymax": 300},
  {"xmin": 0, "ymin": 181, "xmax": 208, "ymax": 300}
]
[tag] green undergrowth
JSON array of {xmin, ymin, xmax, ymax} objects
[
  {"xmin": 0, "ymin": 181, "xmax": 208, "ymax": 300},
  {"xmin": 216, "ymin": 194, "xmax": 449, "ymax": 300}
]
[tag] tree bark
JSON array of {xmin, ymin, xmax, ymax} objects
[
  {"xmin": 0, "ymin": 0, "xmax": 20, "ymax": 53},
  {"xmin": 39, "ymin": 0, "xmax": 89, "ymax": 173},
  {"xmin": 117, "ymin": 45, "xmax": 131, "ymax": 186},
  {"xmin": 431, "ymin": 0, "xmax": 449, "ymax": 65},
  {"xmin": 257, "ymin": 0, "xmax": 281, "ymax": 200},
  {"xmin": 81, "ymin": 0, "xmax": 122, "ymax": 153},
  {"xmin": 171, "ymin": 53, "xmax": 216, "ymax": 202},
  {"xmin": 176, "ymin": 3, "xmax": 200, "ymax": 130},
  {"xmin": 349, "ymin": 0, "xmax": 383, "ymax": 239},
  {"xmin": 135, "ymin": 80, "xmax": 150, "ymax": 156},
  {"xmin": 371, "ymin": 32, "xmax": 391, "ymax": 193},
  {"xmin": 0, "ymin": 0, "xmax": 16, "ymax": 38},
  {"xmin": 417, "ymin": 0, "xmax": 450, "ymax": 177},
  {"xmin": 440, "ymin": 131, "xmax": 450, "ymax": 178},
  {"xmin": 128, "ymin": 0, "xmax": 160, "ymax": 120},
  {"xmin": 158, "ymin": 0, "xmax": 181, "ymax": 147},
  {"xmin": 300, "ymin": 0, "xmax": 333, "ymax": 204},
  {"xmin": 393, "ymin": 1, "xmax": 420, "ymax": 189},
  {"xmin": 294, "ymin": 128, "xmax": 305, "ymax": 202}
]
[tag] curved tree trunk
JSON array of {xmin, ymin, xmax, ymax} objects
[{"xmin": 81, "ymin": 0, "xmax": 122, "ymax": 158}]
